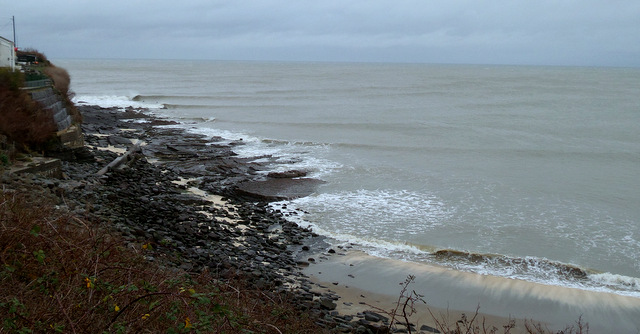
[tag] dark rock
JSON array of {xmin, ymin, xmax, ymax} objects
[
  {"xmin": 235, "ymin": 178, "xmax": 326, "ymax": 201},
  {"xmin": 108, "ymin": 135, "xmax": 132, "ymax": 146},
  {"xmin": 23, "ymin": 104, "xmax": 355, "ymax": 333},
  {"xmin": 364, "ymin": 311, "xmax": 389, "ymax": 323},
  {"xmin": 267, "ymin": 170, "xmax": 308, "ymax": 178},
  {"xmin": 420, "ymin": 324, "xmax": 442, "ymax": 333},
  {"xmin": 319, "ymin": 298, "xmax": 337, "ymax": 310}
]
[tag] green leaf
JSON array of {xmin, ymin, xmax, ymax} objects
[
  {"xmin": 33, "ymin": 250, "xmax": 46, "ymax": 264},
  {"xmin": 29, "ymin": 225, "xmax": 41, "ymax": 237}
]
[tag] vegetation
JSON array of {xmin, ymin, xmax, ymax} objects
[
  {"xmin": 43, "ymin": 64, "xmax": 82, "ymax": 124},
  {"xmin": 0, "ymin": 187, "xmax": 325, "ymax": 333},
  {"xmin": 16, "ymin": 48, "xmax": 49, "ymax": 64},
  {"xmin": 0, "ymin": 49, "xmax": 82, "ymax": 161},
  {"xmin": 0, "ymin": 68, "xmax": 57, "ymax": 152}
]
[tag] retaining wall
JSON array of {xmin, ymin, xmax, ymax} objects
[{"xmin": 27, "ymin": 86, "xmax": 72, "ymax": 131}]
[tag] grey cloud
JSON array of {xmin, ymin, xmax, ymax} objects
[{"xmin": 2, "ymin": 0, "xmax": 639, "ymax": 66}]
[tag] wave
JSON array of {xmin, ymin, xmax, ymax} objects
[
  {"xmin": 162, "ymin": 104, "xmax": 223, "ymax": 110},
  {"xmin": 273, "ymin": 195, "xmax": 640, "ymax": 297},
  {"xmin": 133, "ymin": 94, "xmax": 212, "ymax": 102},
  {"xmin": 432, "ymin": 249, "xmax": 589, "ymax": 280},
  {"xmin": 74, "ymin": 95, "xmax": 164, "ymax": 110},
  {"xmin": 176, "ymin": 116, "xmax": 216, "ymax": 123},
  {"xmin": 431, "ymin": 249, "xmax": 640, "ymax": 297}
]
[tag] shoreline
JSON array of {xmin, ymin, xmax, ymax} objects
[
  {"xmin": 304, "ymin": 250, "xmax": 640, "ymax": 333},
  {"xmin": 74, "ymin": 105, "xmax": 640, "ymax": 333},
  {"xmin": 8, "ymin": 103, "xmax": 639, "ymax": 333}
]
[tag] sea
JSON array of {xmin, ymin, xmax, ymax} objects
[{"xmin": 57, "ymin": 59, "xmax": 640, "ymax": 298}]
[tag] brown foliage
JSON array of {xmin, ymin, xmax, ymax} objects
[
  {"xmin": 43, "ymin": 66, "xmax": 71, "ymax": 97},
  {"xmin": 0, "ymin": 187, "xmax": 326, "ymax": 333},
  {"xmin": 16, "ymin": 48, "xmax": 49, "ymax": 64},
  {"xmin": 0, "ymin": 86, "xmax": 57, "ymax": 150},
  {"xmin": 44, "ymin": 65, "xmax": 82, "ymax": 124}
]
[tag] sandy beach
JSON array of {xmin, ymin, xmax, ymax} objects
[{"xmin": 304, "ymin": 251, "xmax": 640, "ymax": 333}]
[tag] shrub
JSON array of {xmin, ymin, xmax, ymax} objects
[
  {"xmin": 0, "ymin": 86, "xmax": 57, "ymax": 150},
  {"xmin": 0, "ymin": 187, "xmax": 326, "ymax": 333},
  {"xmin": 43, "ymin": 66, "xmax": 71, "ymax": 97},
  {"xmin": 17, "ymin": 48, "xmax": 49, "ymax": 64},
  {"xmin": 44, "ymin": 65, "xmax": 82, "ymax": 124},
  {"xmin": 0, "ymin": 68, "xmax": 24, "ymax": 91}
]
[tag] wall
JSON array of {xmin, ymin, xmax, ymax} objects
[{"xmin": 0, "ymin": 36, "xmax": 15, "ymax": 70}]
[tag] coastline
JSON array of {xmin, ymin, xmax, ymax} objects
[
  {"xmin": 64, "ymin": 105, "xmax": 640, "ymax": 333},
  {"xmin": 6, "ymin": 103, "xmax": 639, "ymax": 333}
]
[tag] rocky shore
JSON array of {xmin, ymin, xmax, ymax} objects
[{"xmin": 1, "ymin": 105, "xmax": 409, "ymax": 334}]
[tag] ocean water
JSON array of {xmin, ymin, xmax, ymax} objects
[{"xmin": 58, "ymin": 59, "xmax": 640, "ymax": 297}]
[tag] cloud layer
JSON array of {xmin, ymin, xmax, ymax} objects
[{"xmin": 3, "ymin": 0, "xmax": 639, "ymax": 66}]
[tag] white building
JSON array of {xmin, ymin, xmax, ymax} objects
[{"xmin": 0, "ymin": 36, "xmax": 16, "ymax": 70}]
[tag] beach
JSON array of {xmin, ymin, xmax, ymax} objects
[
  {"xmin": 49, "ymin": 59, "xmax": 640, "ymax": 333},
  {"xmin": 305, "ymin": 251, "xmax": 640, "ymax": 333},
  {"xmin": 29, "ymin": 104, "xmax": 632, "ymax": 333},
  {"xmin": 3, "ymin": 99, "xmax": 637, "ymax": 332}
]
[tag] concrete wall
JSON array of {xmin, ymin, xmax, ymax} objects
[{"xmin": 29, "ymin": 87, "xmax": 73, "ymax": 131}]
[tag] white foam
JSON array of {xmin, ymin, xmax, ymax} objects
[
  {"xmin": 285, "ymin": 189, "xmax": 450, "ymax": 238},
  {"xmin": 273, "ymin": 191, "xmax": 640, "ymax": 298},
  {"xmin": 185, "ymin": 126, "xmax": 342, "ymax": 178},
  {"xmin": 590, "ymin": 273, "xmax": 640, "ymax": 293},
  {"xmin": 74, "ymin": 95, "xmax": 164, "ymax": 110}
]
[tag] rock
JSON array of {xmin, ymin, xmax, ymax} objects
[
  {"xmin": 235, "ymin": 178, "xmax": 326, "ymax": 201},
  {"xmin": 364, "ymin": 311, "xmax": 389, "ymax": 323},
  {"xmin": 319, "ymin": 298, "xmax": 337, "ymax": 310},
  {"xmin": 108, "ymin": 135, "xmax": 132, "ymax": 146},
  {"xmin": 29, "ymin": 105, "xmax": 352, "ymax": 333},
  {"xmin": 420, "ymin": 324, "xmax": 441, "ymax": 333},
  {"xmin": 267, "ymin": 170, "xmax": 307, "ymax": 178}
]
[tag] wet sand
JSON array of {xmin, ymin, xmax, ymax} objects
[{"xmin": 304, "ymin": 251, "xmax": 640, "ymax": 333}]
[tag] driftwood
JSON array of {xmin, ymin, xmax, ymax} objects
[{"xmin": 96, "ymin": 143, "xmax": 142, "ymax": 176}]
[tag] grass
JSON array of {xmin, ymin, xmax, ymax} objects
[
  {"xmin": 0, "ymin": 185, "xmax": 326, "ymax": 333},
  {"xmin": 43, "ymin": 64, "xmax": 82, "ymax": 124}
]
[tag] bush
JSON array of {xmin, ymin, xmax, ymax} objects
[
  {"xmin": 0, "ymin": 86, "xmax": 57, "ymax": 150},
  {"xmin": 17, "ymin": 48, "xmax": 49, "ymax": 64},
  {"xmin": 43, "ymin": 66, "xmax": 70, "ymax": 97},
  {"xmin": 0, "ymin": 68, "xmax": 24, "ymax": 91}
]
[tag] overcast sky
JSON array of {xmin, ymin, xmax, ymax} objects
[{"xmin": 2, "ymin": 0, "xmax": 639, "ymax": 67}]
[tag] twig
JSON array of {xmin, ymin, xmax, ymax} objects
[
  {"xmin": 107, "ymin": 292, "xmax": 174, "ymax": 328},
  {"xmin": 260, "ymin": 322, "xmax": 283, "ymax": 334},
  {"xmin": 55, "ymin": 293, "xmax": 78, "ymax": 334}
]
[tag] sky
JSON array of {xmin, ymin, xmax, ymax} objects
[{"xmin": 2, "ymin": 0, "xmax": 640, "ymax": 67}]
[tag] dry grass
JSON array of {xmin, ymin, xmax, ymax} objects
[
  {"xmin": 43, "ymin": 65, "xmax": 82, "ymax": 124},
  {"xmin": 0, "ymin": 74, "xmax": 58, "ymax": 151},
  {"xmin": 0, "ymin": 187, "xmax": 326, "ymax": 333}
]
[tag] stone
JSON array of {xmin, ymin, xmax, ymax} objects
[
  {"xmin": 419, "ymin": 324, "xmax": 441, "ymax": 333},
  {"xmin": 319, "ymin": 298, "xmax": 337, "ymax": 310}
]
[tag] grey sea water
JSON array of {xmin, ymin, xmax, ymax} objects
[{"xmin": 59, "ymin": 59, "xmax": 640, "ymax": 296}]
